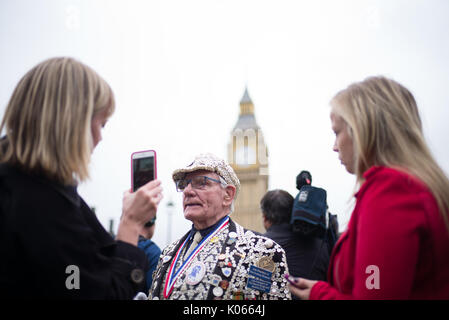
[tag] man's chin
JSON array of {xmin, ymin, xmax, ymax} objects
[{"xmin": 183, "ymin": 207, "xmax": 203, "ymax": 219}]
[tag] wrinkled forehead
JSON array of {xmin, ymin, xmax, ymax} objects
[{"xmin": 183, "ymin": 169, "xmax": 220, "ymax": 180}]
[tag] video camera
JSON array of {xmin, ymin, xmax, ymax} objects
[{"xmin": 290, "ymin": 185, "xmax": 329, "ymax": 237}]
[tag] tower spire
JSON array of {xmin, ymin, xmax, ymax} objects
[
  {"xmin": 240, "ymin": 86, "xmax": 252, "ymax": 104},
  {"xmin": 240, "ymin": 87, "xmax": 254, "ymax": 115}
]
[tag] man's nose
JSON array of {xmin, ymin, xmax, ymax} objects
[{"xmin": 183, "ymin": 181, "xmax": 195, "ymax": 195}]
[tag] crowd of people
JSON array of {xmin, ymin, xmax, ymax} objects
[{"xmin": 1, "ymin": 57, "xmax": 448, "ymax": 300}]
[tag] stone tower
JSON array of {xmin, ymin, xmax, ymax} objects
[{"xmin": 228, "ymin": 87, "xmax": 268, "ymax": 233}]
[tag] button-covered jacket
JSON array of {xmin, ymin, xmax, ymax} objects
[{"xmin": 148, "ymin": 218, "xmax": 291, "ymax": 300}]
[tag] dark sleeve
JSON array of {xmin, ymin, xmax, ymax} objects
[
  {"xmin": 138, "ymin": 240, "xmax": 162, "ymax": 292},
  {"xmin": 147, "ymin": 244, "xmax": 162, "ymax": 284},
  {"xmin": 7, "ymin": 185, "xmax": 148, "ymax": 299}
]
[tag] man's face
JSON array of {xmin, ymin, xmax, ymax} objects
[{"xmin": 181, "ymin": 170, "xmax": 230, "ymax": 229}]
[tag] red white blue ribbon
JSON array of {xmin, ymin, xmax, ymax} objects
[{"xmin": 163, "ymin": 216, "xmax": 230, "ymax": 299}]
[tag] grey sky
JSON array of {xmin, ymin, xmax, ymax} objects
[{"xmin": 1, "ymin": 0, "xmax": 449, "ymax": 248}]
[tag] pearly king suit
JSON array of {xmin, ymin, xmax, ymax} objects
[{"xmin": 148, "ymin": 217, "xmax": 292, "ymax": 300}]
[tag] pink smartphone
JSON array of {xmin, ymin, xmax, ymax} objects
[{"xmin": 131, "ymin": 150, "xmax": 157, "ymax": 192}]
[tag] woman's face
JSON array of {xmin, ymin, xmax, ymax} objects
[
  {"xmin": 331, "ymin": 110, "xmax": 355, "ymax": 174},
  {"xmin": 91, "ymin": 108, "xmax": 110, "ymax": 150}
]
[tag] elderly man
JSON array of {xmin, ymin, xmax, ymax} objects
[{"xmin": 148, "ymin": 154, "xmax": 291, "ymax": 300}]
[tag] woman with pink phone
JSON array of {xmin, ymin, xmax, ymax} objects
[{"xmin": 0, "ymin": 57, "xmax": 163, "ymax": 299}]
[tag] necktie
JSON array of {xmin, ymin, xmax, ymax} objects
[{"xmin": 184, "ymin": 231, "xmax": 202, "ymax": 259}]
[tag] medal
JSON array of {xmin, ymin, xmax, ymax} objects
[
  {"xmin": 163, "ymin": 256, "xmax": 171, "ymax": 263},
  {"xmin": 163, "ymin": 216, "xmax": 230, "ymax": 299},
  {"xmin": 185, "ymin": 261, "xmax": 206, "ymax": 285},
  {"xmin": 257, "ymin": 256, "xmax": 275, "ymax": 272}
]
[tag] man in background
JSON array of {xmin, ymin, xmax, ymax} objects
[
  {"xmin": 261, "ymin": 189, "xmax": 330, "ymax": 282},
  {"xmin": 138, "ymin": 217, "xmax": 161, "ymax": 293}
]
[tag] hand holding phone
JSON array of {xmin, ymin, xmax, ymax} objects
[
  {"xmin": 284, "ymin": 274, "xmax": 299, "ymax": 286},
  {"xmin": 131, "ymin": 150, "xmax": 157, "ymax": 192},
  {"xmin": 284, "ymin": 274, "xmax": 317, "ymax": 300},
  {"xmin": 119, "ymin": 179, "xmax": 163, "ymax": 245}
]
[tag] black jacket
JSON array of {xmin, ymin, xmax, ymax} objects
[
  {"xmin": 0, "ymin": 164, "xmax": 147, "ymax": 299},
  {"xmin": 264, "ymin": 223, "xmax": 329, "ymax": 281}
]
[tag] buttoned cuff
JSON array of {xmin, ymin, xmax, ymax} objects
[{"xmin": 114, "ymin": 240, "xmax": 149, "ymax": 287}]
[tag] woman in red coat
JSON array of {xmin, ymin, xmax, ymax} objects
[{"xmin": 288, "ymin": 76, "xmax": 449, "ymax": 299}]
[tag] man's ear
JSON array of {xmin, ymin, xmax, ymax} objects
[{"xmin": 223, "ymin": 185, "xmax": 236, "ymax": 206}]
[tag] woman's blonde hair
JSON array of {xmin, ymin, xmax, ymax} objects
[
  {"xmin": 0, "ymin": 57, "xmax": 115, "ymax": 185},
  {"xmin": 330, "ymin": 76, "xmax": 449, "ymax": 232}
]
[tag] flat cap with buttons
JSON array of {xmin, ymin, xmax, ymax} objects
[{"xmin": 172, "ymin": 153, "xmax": 241, "ymax": 195}]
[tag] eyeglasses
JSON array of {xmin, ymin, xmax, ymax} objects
[
  {"xmin": 176, "ymin": 175, "xmax": 224, "ymax": 192},
  {"xmin": 144, "ymin": 216, "xmax": 156, "ymax": 228}
]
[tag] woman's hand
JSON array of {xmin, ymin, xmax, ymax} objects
[
  {"xmin": 117, "ymin": 180, "xmax": 163, "ymax": 245},
  {"xmin": 287, "ymin": 276, "xmax": 318, "ymax": 300}
]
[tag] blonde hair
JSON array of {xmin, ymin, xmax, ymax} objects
[
  {"xmin": 330, "ymin": 76, "xmax": 449, "ymax": 232},
  {"xmin": 0, "ymin": 57, "xmax": 115, "ymax": 185}
]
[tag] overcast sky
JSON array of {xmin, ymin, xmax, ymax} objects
[{"xmin": 1, "ymin": 0, "xmax": 449, "ymax": 248}]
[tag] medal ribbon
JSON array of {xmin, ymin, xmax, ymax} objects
[{"xmin": 163, "ymin": 216, "xmax": 230, "ymax": 299}]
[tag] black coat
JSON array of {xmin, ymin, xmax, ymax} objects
[
  {"xmin": 0, "ymin": 164, "xmax": 148, "ymax": 299},
  {"xmin": 264, "ymin": 223, "xmax": 330, "ymax": 281}
]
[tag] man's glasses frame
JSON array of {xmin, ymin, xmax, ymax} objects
[{"xmin": 176, "ymin": 175, "xmax": 226, "ymax": 192}]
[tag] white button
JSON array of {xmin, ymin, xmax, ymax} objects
[
  {"xmin": 264, "ymin": 239, "xmax": 274, "ymax": 248},
  {"xmin": 213, "ymin": 286, "xmax": 223, "ymax": 297},
  {"xmin": 228, "ymin": 232, "xmax": 237, "ymax": 238}
]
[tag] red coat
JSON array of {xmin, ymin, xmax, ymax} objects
[{"xmin": 310, "ymin": 166, "xmax": 449, "ymax": 299}]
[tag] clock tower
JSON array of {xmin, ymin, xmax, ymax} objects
[{"xmin": 228, "ymin": 87, "xmax": 268, "ymax": 233}]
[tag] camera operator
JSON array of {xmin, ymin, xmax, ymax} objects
[{"xmin": 261, "ymin": 185, "xmax": 330, "ymax": 283}]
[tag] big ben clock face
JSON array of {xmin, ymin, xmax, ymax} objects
[{"xmin": 235, "ymin": 146, "xmax": 256, "ymax": 167}]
